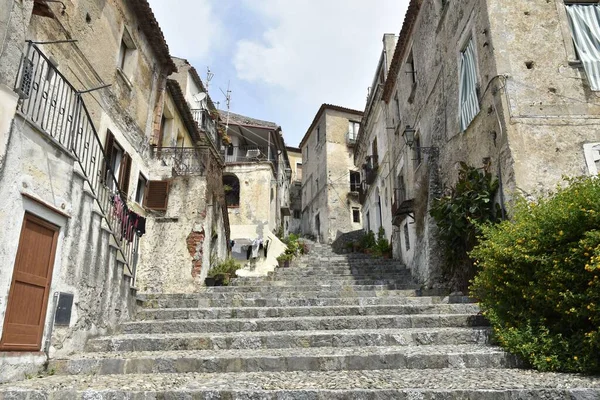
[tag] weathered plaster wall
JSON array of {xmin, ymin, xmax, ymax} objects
[
  {"xmin": 0, "ymin": 117, "xmax": 135, "ymax": 381},
  {"xmin": 226, "ymin": 164, "xmax": 274, "ymax": 229},
  {"xmin": 137, "ymin": 175, "xmax": 208, "ymax": 294},
  {"xmin": 486, "ymin": 0, "xmax": 600, "ymax": 197}
]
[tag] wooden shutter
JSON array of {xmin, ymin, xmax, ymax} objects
[
  {"xmin": 103, "ymin": 130, "xmax": 115, "ymax": 183},
  {"xmin": 144, "ymin": 180, "xmax": 170, "ymax": 211},
  {"xmin": 119, "ymin": 153, "xmax": 132, "ymax": 195}
]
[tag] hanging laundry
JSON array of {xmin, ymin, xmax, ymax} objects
[{"xmin": 251, "ymin": 239, "xmax": 261, "ymax": 258}]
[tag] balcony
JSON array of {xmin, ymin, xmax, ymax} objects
[
  {"xmin": 358, "ymin": 182, "xmax": 367, "ymax": 204},
  {"xmin": 392, "ymin": 187, "xmax": 414, "ymax": 225},
  {"xmin": 152, "ymin": 146, "xmax": 209, "ymax": 176},
  {"xmin": 346, "ymin": 131, "xmax": 357, "ymax": 147},
  {"xmin": 364, "ymin": 155, "xmax": 379, "ymax": 185},
  {"xmin": 221, "ymin": 145, "xmax": 278, "ymax": 168},
  {"xmin": 191, "ymin": 109, "xmax": 218, "ymax": 147}
]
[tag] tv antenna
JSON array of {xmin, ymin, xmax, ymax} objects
[
  {"xmin": 220, "ymin": 81, "xmax": 232, "ymax": 133},
  {"xmin": 206, "ymin": 67, "xmax": 214, "ymax": 91}
]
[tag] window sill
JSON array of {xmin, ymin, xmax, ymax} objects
[
  {"xmin": 568, "ymin": 60, "xmax": 583, "ymax": 68},
  {"xmin": 116, "ymin": 68, "xmax": 133, "ymax": 91}
]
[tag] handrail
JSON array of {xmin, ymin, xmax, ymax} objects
[{"xmin": 15, "ymin": 42, "xmax": 139, "ymax": 282}]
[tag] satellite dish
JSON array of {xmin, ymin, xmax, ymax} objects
[{"xmin": 193, "ymin": 92, "xmax": 207, "ymax": 102}]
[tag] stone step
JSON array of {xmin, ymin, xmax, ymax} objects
[
  {"xmin": 138, "ymin": 289, "xmax": 422, "ymax": 303},
  {"xmin": 138, "ymin": 295, "xmax": 448, "ymax": 309},
  {"xmin": 4, "ymin": 369, "xmax": 598, "ymax": 399},
  {"xmin": 120, "ymin": 314, "xmax": 488, "ymax": 334},
  {"xmin": 268, "ymin": 270, "xmax": 412, "ymax": 279},
  {"xmin": 273, "ymin": 265, "xmax": 406, "ymax": 272},
  {"xmin": 49, "ymin": 345, "xmax": 518, "ymax": 376},
  {"xmin": 231, "ymin": 278, "xmax": 414, "ymax": 287},
  {"xmin": 196, "ymin": 284, "xmax": 420, "ymax": 294},
  {"xmin": 135, "ymin": 304, "xmax": 480, "ymax": 321},
  {"xmin": 85, "ymin": 327, "xmax": 491, "ymax": 352}
]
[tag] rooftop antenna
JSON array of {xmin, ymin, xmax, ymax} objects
[
  {"xmin": 206, "ymin": 67, "xmax": 214, "ymax": 91},
  {"xmin": 220, "ymin": 81, "xmax": 232, "ymax": 133}
]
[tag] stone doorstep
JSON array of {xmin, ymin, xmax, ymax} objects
[
  {"xmin": 119, "ymin": 314, "xmax": 489, "ymax": 335},
  {"xmin": 134, "ymin": 304, "xmax": 481, "ymax": 321},
  {"xmin": 198, "ymin": 284, "xmax": 421, "ymax": 294},
  {"xmin": 49, "ymin": 345, "xmax": 519, "ymax": 375},
  {"xmin": 84, "ymin": 327, "xmax": 492, "ymax": 352}
]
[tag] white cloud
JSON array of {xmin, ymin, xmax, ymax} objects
[
  {"xmin": 234, "ymin": 0, "xmax": 409, "ymax": 110},
  {"xmin": 147, "ymin": 0, "xmax": 223, "ymax": 61}
]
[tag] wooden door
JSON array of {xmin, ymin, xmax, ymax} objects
[{"xmin": 0, "ymin": 213, "xmax": 59, "ymax": 351}]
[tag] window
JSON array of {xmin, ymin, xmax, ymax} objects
[
  {"xmin": 104, "ymin": 130, "xmax": 131, "ymax": 194},
  {"xmin": 296, "ymin": 163, "xmax": 303, "ymax": 181},
  {"xmin": 393, "ymin": 92, "xmax": 401, "ymax": 125},
  {"xmin": 316, "ymin": 178, "xmax": 319, "ymax": 193},
  {"xmin": 366, "ymin": 211, "xmax": 371, "ymax": 232},
  {"xmin": 159, "ymin": 113, "xmax": 174, "ymax": 147},
  {"xmin": 413, "ymin": 135, "xmax": 422, "ymax": 168},
  {"xmin": 316, "ymin": 126, "xmax": 321, "ymax": 144},
  {"xmin": 350, "ymin": 171, "xmax": 361, "ymax": 192},
  {"xmin": 348, "ymin": 121, "xmax": 360, "ymax": 140},
  {"xmin": 407, "ymin": 49, "xmax": 416, "ymax": 85},
  {"xmin": 371, "ymin": 137, "xmax": 379, "ymax": 166},
  {"xmin": 144, "ymin": 180, "xmax": 170, "ymax": 211},
  {"xmin": 135, "ymin": 174, "xmax": 147, "ymax": 204},
  {"xmin": 404, "ymin": 223, "xmax": 410, "ymax": 250},
  {"xmin": 293, "ymin": 210, "xmax": 301, "ymax": 219},
  {"xmin": 459, "ymin": 37, "xmax": 480, "ymax": 130},
  {"xmin": 227, "ymin": 144, "xmax": 234, "ymax": 156},
  {"xmin": 223, "ymin": 174, "xmax": 240, "ymax": 207},
  {"xmin": 117, "ymin": 28, "xmax": 136, "ymax": 80},
  {"xmin": 565, "ymin": 3, "xmax": 600, "ymax": 90},
  {"xmin": 352, "ymin": 207, "xmax": 361, "ymax": 223}
]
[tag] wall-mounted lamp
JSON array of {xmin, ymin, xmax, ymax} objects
[{"xmin": 402, "ymin": 125, "xmax": 416, "ymax": 148}]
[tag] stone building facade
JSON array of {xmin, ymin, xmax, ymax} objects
[
  {"xmin": 300, "ymin": 104, "xmax": 363, "ymax": 243},
  {"xmin": 354, "ymin": 33, "xmax": 398, "ymax": 243},
  {"xmin": 221, "ymin": 111, "xmax": 290, "ymax": 276},
  {"xmin": 364, "ymin": 0, "xmax": 600, "ymax": 286},
  {"xmin": 0, "ymin": 0, "xmax": 228, "ymax": 381},
  {"xmin": 286, "ymin": 146, "xmax": 302, "ymax": 234}
]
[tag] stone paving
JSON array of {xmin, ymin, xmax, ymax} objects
[{"xmin": 1, "ymin": 242, "xmax": 599, "ymax": 399}]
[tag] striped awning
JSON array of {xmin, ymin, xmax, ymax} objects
[
  {"xmin": 459, "ymin": 38, "xmax": 480, "ymax": 131},
  {"xmin": 566, "ymin": 4, "xmax": 600, "ymax": 91}
]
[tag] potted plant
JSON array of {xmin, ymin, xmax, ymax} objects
[
  {"xmin": 277, "ymin": 253, "xmax": 292, "ymax": 268},
  {"xmin": 205, "ymin": 258, "xmax": 240, "ymax": 286}
]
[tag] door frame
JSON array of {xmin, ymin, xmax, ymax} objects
[{"xmin": 0, "ymin": 212, "xmax": 60, "ymax": 351}]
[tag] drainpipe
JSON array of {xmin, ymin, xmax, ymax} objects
[{"xmin": 43, "ymin": 292, "xmax": 59, "ymax": 361}]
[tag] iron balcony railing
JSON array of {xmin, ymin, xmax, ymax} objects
[
  {"xmin": 350, "ymin": 182, "xmax": 361, "ymax": 192},
  {"xmin": 222, "ymin": 145, "xmax": 276, "ymax": 164},
  {"xmin": 15, "ymin": 42, "xmax": 140, "ymax": 281},
  {"xmin": 152, "ymin": 146, "xmax": 209, "ymax": 176},
  {"xmin": 364, "ymin": 155, "xmax": 379, "ymax": 185},
  {"xmin": 190, "ymin": 109, "xmax": 219, "ymax": 147}
]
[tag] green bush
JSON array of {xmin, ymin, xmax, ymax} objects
[
  {"xmin": 360, "ymin": 230, "xmax": 376, "ymax": 250},
  {"xmin": 430, "ymin": 162, "xmax": 502, "ymax": 291},
  {"xmin": 373, "ymin": 227, "xmax": 391, "ymax": 257},
  {"xmin": 207, "ymin": 258, "xmax": 240, "ymax": 285},
  {"xmin": 470, "ymin": 176, "xmax": 600, "ymax": 374}
]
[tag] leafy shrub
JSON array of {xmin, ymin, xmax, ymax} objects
[
  {"xmin": 207, "ymin": 258, "xmax": 240, "ymax": 285},
  {"xmin": 373, "ymin": 227, "xmax": 391, "ymax": 257},
  {"xmin": 470, "ymin": 176, "xmax": 600, "ymax": 374},
  {"xmin": 360, "ymin": 230, "xmax": 376, "ymax": 250},
  {"xmin": 430, "ymin": 162, "xmax": 502, "ymax": 291}
]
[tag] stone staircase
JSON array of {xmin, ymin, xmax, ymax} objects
[{"xmin": 1, "ymin": 243, "xmax": 599, "ymax": 398}]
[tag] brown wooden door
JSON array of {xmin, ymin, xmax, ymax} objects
[{"xmin": 0, "ymin": 213, "xmax": 59, "ymax": 351}]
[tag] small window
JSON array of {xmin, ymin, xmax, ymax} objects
[
  {"xmin": 348, "ymin": 121, "xmax": 360, "ymax": 140},
  {"xmin": 227, "ymin": 144, "xmax": 235, "ymax": 156},
  {"xmin": 316, "ymin": 126, "xmax": 321, "ymax": 144},
  {"xmin": 223, "ymin": 174, "xmax": 240, "ymax": 207},
  {"xmin": 293, "ymin": 210, "xmax": 301, "ymax": 219},
  {"xmin": 352, "ymin": 208, "xmax": 360, "ymax": 223},
  {"xmin": 117, "ymin": 28, "xmax": 136, "ymax": 80},
  {"xmin": 459, "ymin": 37, "xmax": 480, "ymax": 130},
  {"xmin": 350, "ymin": 171, "xmax": 361, "ymax": 192},
  {"xmin": 413, "ymin": 135, "xmax": 422, "ymax": 168},
  {"xmin": 104, "ymin": 130, "xmax": 131, "ymax": 194},
  {"xmin": 404, "ymin": 223, "xmax": 410, "ymax": 250},
  {"xmin": 296, "ymin": 163, "xmax": 303, "ymax": 181},
  {"xmin": 407, "ymin": 49, "xmax": 416, "ymax": 85},
  {"xmin": 135, "ymin": 174, "xmax": 147, "ymax": 204}
]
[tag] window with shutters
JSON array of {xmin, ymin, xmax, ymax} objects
[
  {"xmin": 564, "ymin": 2, "xmax": 600, "ymax": 91},
  {"xmin": 104, "ymin": 130, "xmax": 131, "ymax": 194},
  {"xmin": 223, "ymin": 174, "xmax": 240, "ymax": 207},
  {"xmin": 144, "ymin": 180, "xmax": 170, "ymax": 211},
  {"xmin": 459, "ymin": 37, "xmax": 480, "ymax": 131}
]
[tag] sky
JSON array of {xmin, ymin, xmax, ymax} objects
[{"xmin": 147, "ymin": 0, "xmax": 410, "ymax": 147}]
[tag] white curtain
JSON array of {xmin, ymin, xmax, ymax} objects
[
  {"xmin": 459, "ymin": 38, "xmax": 480, "ymax": 131},
  {"xmin": 566, "ymin": 4, "xmax": 600, "ymax": 91}
]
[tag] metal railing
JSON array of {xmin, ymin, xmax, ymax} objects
[
  {"xmin": 152, "ymin": 146, "xmax": 209, "ymax": 176},
  {"xmin": 15, "ymin": 42, "xmax": 140, "ymax": 281},
  {"xmin": 191, "ymin": 109, "xmax": 218, "ymax": 146},
  {"xmin": 350, "ymin": 182, "xmax": 361, "ymax": 192},
  {"xmin": 364, "ymin": 155, "xmax": 379, "ymax": 185},
  {"xmin": 221, "ymin": 145, "xmax": 276, "ymax": 164}
]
